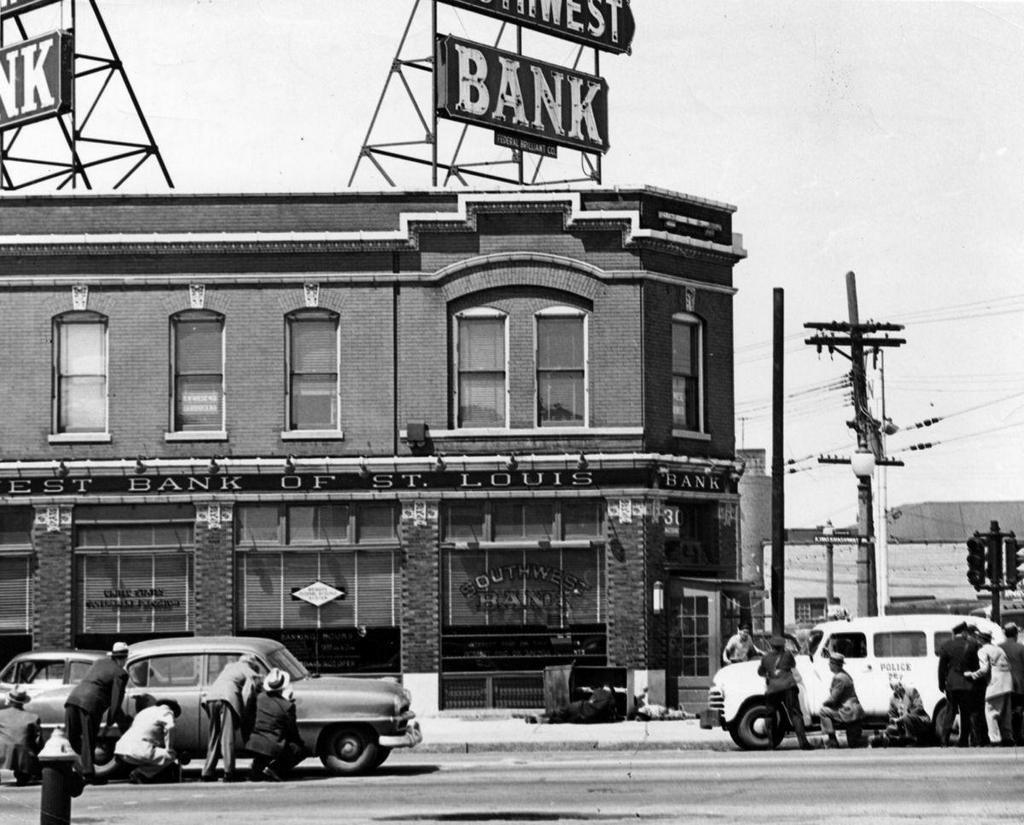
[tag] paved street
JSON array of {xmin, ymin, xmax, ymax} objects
[{"xmin": 3, "ymin": 749, "xmax": 1023, "ymax": 825}]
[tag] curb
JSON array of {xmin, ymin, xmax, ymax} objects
[{"xmin": 416, "ymin": 740, "xmax": 737, "ymax": 754}]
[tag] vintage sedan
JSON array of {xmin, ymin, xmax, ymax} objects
[
  {"xmin": 0, "ymin": 649, "xmax": 105, "ymax": 700},
  {"xmin": 29, "ymin": 636, "xmax": 421, "ymax": 777}
]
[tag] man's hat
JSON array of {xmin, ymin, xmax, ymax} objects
[
  {"xmin": 829, "ymin": 651, "xmax": 846, "ymax": 665},
  {"xmin": 1004, "ymin": 622, "xmax": 1019, "ymax": 635},
  {"xmin": 769, "ymin": 636, "xmax": 786, "ymax": 649},
  {"xmin": 156, "ymin": 698, "xmax": 182, "ymax": 718},
  {"xmin": 952, "ymin": 621, "xmax": 967, "ymax": 634},
  {"xmin": 264, "ymin": 667, "xmax": 289, "ymax": 693},
  {"xmin": 109, "ymin": 641, "xmax": 129, "ymax": 658},
  {"xmin": 739, "ymin": 623, "xmax": 752, "ymax": 632},
  {"xmin": 6, "ymin": 686, "xmax": 30, "ymax": 706},
  {"xmin": 966, "ymin": 623, "xmax": 979, "ymax": 633}
]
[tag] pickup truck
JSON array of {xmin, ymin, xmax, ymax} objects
[{"xmin": 703, "ymin": 614, "xmax": 1004, "ymax": 749}]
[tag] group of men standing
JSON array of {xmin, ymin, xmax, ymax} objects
[
  {"xmin": 0, "ymin": 641, "xmax": 309, "ymax": 786},
  {"xmin": 938, "ymin": 621, "xmax": 1024, "ymax": 747}
]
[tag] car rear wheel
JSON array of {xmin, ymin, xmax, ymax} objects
[
  {"xmin": 729, "ymin": 700, "xmax": 785, "ymax": 750},
  {"xmin": 318, "ymin": 725, "xmax": 382, "ymax": 775}
]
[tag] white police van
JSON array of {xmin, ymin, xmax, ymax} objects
[{"xmin": 703, "ymin": 614, "xmax": 1004, "ymax": 749}]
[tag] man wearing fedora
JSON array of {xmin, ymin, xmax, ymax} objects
[
  {"xmin": 966, "ymin": 627, "xmax": 1014, "ymax": 746},
  {"xmin": 0, "ymin": 686, "xmax": 41, "ymax": 785},
  {"xmin": 200, "ymin": 652, "xmax": 260, "ymax": 783},
  {"xmin": 246, "ymin": 668, "xmax": 306, "ymax": 782},
  {"xmin": 819, "ymin": 651, "xmax": 866, "ymax": 748},
  {"xmin": 64, "ymin": 641, "xmax": 131, "ymax": 784},
  {"xmin": 937, "ymin": 622, "xmax": 983, "ymax": 747},
  {"xmin": 1000, "ymin": 622, "xmax": 1024, "ymax": 744},
  {"xmin": 757, "ymin": 636, "xmax": 813, "ymax": 750},
  {"xmin": 114, "ymin": 696, "xmax": 183, "ymax": 783}
]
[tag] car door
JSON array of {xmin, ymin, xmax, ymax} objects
[
  {"xmin": 816, "ymin": 630, "xmax": 889, "ymax": 717},
  {"xmin": 125, "ymin": 653, "xmax": 203, "ymax": 752}
]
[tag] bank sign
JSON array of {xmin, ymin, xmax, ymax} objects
[
  {"xmin": 440, "ymin": 0, "xmax": 636, "ymax": 55},
  {"xmin": 0, "ymin": 30, "xmax": 73, "ymax": 130},
  {"xmin": 0, "ymin": 467, "xmax": 736, "ymax": 497},
  {"xmin": 436, "ymin": 34, "xmax": 609, "ymax": 154}
]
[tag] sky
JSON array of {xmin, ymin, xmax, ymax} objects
[{"xmin": 4, "ymin": 0, "xmax": 1023, "ymax": 530}]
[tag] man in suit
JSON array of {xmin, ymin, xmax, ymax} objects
[
  {"xmin": 200, "ymin": 653, "xmax": 260, "ymax": 783},
  {"xmin": 757, "ymin": 636, "xmax": 814, "ymax": 750},
  {"xmin": 818, "ymin": 652, "xmax": 866, "ymax": 748},
  {"xmin": 937, "ymin": 622, "xmax": 983, "ymax": 747},
  {"xmin": 0, "ymin": 687, "xmax": 41, "ymax": 785},
  {"xmin": 64, "ymin": 641, "xmax": 130, "ymax": 784},
  {"xmin": 999, "ymin": 622, "xmax": 1024, "ymax": 745},
  {"xmin": 245, "ymin": 668, "xmax": 305, "ymax": 782}
]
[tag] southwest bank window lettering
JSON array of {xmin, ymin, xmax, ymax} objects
[
  {"xmin": 54, "ymin": 312, "xmax": 108, "ymax": 434},
  {"xmin": 672, "ymin": 313, "xmax": 703, "ymax": 432},
  {"xmin": 172, "ymin": 310, "xmax": 224, "ymax": 432},
  {"xmin": 456, "ymin": 310, "xmax": 507, "ymax": 428},
  {"xmin": 536, "ymin": 310, "xmax": 586, "ymax": 427},
  {"xmin": 287, "ymin": 310, "xmax": 339, "ymax": 430}
]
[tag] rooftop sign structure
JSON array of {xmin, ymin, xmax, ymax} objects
[
  {"xmin": 0, "ymin": 0, "xmax": 61, "ymax": 17},
  {"xmin": 0, "ymin": 30, "xmax": 73, "ymax": 130},
  {"xmin": 351, "ymin": 0, "xmax": 634, "ymax": 189},
  {"xmin": 435, "ymin": 35, "xmax": 609, "ymax": 155},
  {"xmin": 439, "ymin": 0, "xmax": 635, "ymax": 55}
]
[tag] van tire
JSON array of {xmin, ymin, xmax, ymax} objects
[{"xmin": 730, "ymin": 701, "xmax": 785, "ymax": 750}]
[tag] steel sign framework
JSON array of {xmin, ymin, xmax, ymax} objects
[
  {"xmin": 0, "ymin": 0, "xmax": 172, "ymax": 190},
  {"xmin": 351, "ymin": 0, "xmax": 632, "ymax": 189}
]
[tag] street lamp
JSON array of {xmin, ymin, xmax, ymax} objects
[
  {"xmin": 850, "ymin": 450, "xmax": 876, "ymax": 479},
  {"xmin": 652, "ymin": 580, "xmax": 664, "ymax": 615}
]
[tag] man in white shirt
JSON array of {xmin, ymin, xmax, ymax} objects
[{"xmin": 114, "ymin": 697, "xmax": 181, "ymax": 783}]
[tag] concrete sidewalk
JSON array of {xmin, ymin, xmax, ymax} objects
[{"xmin": 414, "ymin": 715, "xmax": 736, "ymax": 753}]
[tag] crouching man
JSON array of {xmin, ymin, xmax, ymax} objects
[
  {"xmin": 819, "ymin": 652, "xmax": 866, "ymax": 748},
  {"xmin": 114, "ymin": 697, "xmax": 183, "ymax": 784},
  {"xmin": 884, "ymin": 676, "xmax": 932, "ymax": 746},
  {"xmin": 0, "ymin": 687, "xmax": 41, "ymax": 785},
  {"xmin": 246, "ymin": 669, "xmax": 306, "ymax": 782}
]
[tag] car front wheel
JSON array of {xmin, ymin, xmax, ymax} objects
[
  {"xmin": 318, "ymin": 725, "xmax": 382, "ymax": 775},
  {"xmin": 729, "ymin": 700, "xmax": 785, "ymax": 750}
]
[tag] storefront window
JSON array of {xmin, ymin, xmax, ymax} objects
[
  {"xmin": 493, "ymin": 500, "xmax": 555, "ymax": 540},
  {"xmin": 235, "ymin": 503, "xmax": 400, "ymax": 674},
  {"xmin": 0, "ymin": 508, "xmax": 34, "ymax": 666},
  {"xmin": 74, "ymin": 505, "xmax": 194, "ymax": 647}
]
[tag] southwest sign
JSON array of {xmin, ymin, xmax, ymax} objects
[
  {"xmin": 0, "ymin": 0, "xmax": 62, "ymax": 18},
  {"xmin": 0, "ymin": 30, "xmax": 73, "ymax": 130},
  {"xmin": 435, "ymin": 34, "xmax": 609, "ymax": 154},
  {"xmin": 440, "ymin": 0, "xmax": 635, "ymax": 55}
]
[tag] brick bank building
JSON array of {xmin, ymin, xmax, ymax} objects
[{"xmin": 0, "ymin": 188, "xmax": 747, "ymax": 713}]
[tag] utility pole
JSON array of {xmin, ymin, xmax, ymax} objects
[
  {"xmin": 771, "ymin": 288, "xmax": 786, "ymax": 637},
  {"xmin": 805, "ymin": 272, "xmax": 905, "ymax": 618}
]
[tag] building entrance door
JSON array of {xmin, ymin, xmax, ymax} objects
[{"xmin": 668, "ymin": 579, "xmax": 721, "ymax": 710}]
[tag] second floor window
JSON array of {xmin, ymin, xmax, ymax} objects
[
  {"xmin": 672, "ymin": 314, "xmax": 704, "ymax": 432},
  {"xmin": 287, "ymin": 311, "xmax": 339, "ymax": 430},
  {"xmin": 536, "ymin": 310, "xmax": 586, "ymax": 427},
  {"xmin": 172, "ymin": 311, "xmax": 224, "ymax": 432},
  {"xmin": 54, "ymin": 312, "xmax": 107, "ymax": 433},
  {"xmin": 455, "ymin": 310, "xmax": 507, "ymax": 428}
]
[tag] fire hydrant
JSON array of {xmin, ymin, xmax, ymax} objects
[{"xmin": 38, "ymin": 726, "xmax": 84, "ymax": 825}]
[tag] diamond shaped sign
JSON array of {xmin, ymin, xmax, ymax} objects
[{"xmin": 291, "ymin": 580, "xmax": 345, "ymax": 607}]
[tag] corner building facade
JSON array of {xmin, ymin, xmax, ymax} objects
[{"xmin": 0, "ymin": 188, "xmax": 747, "ymax": 714}]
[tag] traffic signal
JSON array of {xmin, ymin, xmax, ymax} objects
[
  {"xmin": 966, "ymin": 534, "xmax": 987, "ymax": 589},
  {"xmin": 1007, "ymin": 533, "xmax": 1023, "ymax": 590}
]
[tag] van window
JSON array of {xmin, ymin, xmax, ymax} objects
[
  {"xmin": 825, "ymin": 632, "xmax": 867, "ymax": 659},
  {"xmin": 874, "ymin": 631, "xmax": 926, "ymax": 658}
]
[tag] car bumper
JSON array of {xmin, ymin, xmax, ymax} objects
[{"xmin": 379, "ymin": 719, "xmax": 422, "ymax": 749}]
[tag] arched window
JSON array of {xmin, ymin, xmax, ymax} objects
[
  {"xmin": 453, "ymin": 307, "xmax": 508, "ymax": 428},
  {"xmin": 171, "ymin": 310, "xmax": 224, "ymax": 433},
  {"xmin": 53, "ymin": 311, "xmax": 108, "ymax": 434},
  {"xmin": 286, "ymin": 310, "xmax": 340, "ymax": 431},
  {"xmin": 535, "ymin": 307, "xmax": 587, "ymax": 427},
  {"xmin": 672, "ymin": 313, "xmax": 704, "ymax": 433}
]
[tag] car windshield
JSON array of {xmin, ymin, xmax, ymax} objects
[{"xmin": 266, "ymin": 645, "xmax": 310, "ymax": 681}]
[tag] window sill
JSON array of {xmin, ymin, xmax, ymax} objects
[
  {"xmin": 419, "ymin": 426, "xmax": 643, "ymax": 439},
  {"xmin": 280, "ymin": 430, "xmax": 345, "ymax": 441},
  {"xmin": 672, "ymin": 429, "xmax": 711, "ymax": 441},
  {"xmin": 48, "ymin": 433, "xmax": 111, "ymax": 444},
  {"xmin": 164, "ymin": 430, "xmax": 228, "ymax": 442}
]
